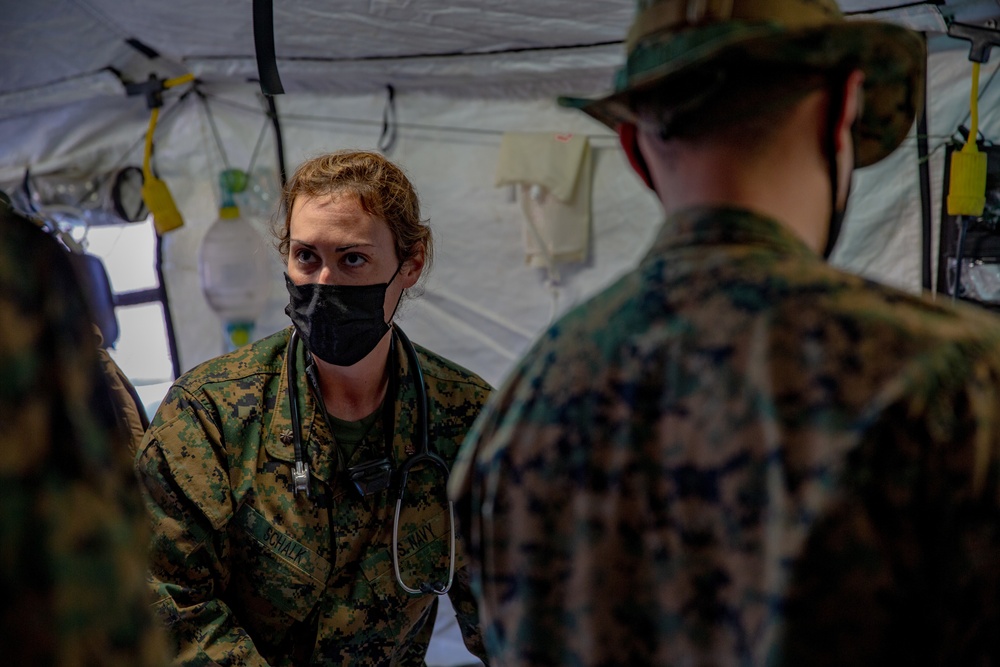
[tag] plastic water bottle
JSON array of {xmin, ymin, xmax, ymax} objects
[{"xmin": 198, "ymin": 171, "xmax": 273, "ymax": 352}]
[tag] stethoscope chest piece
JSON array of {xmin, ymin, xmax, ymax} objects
[{"xmin": 347, "ymin": 457, "xmax": 394, "ymax": 496}]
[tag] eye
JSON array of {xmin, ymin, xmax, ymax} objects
[
  {"xmin": 293, "ymin": 247, "xmax": 316, "ymax": 264},
  {"xmin": 342, "ymin": 252, "xmax": 367, "ymax": 268}
]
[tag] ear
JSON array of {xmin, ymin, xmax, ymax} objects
[
  {"xmin": 833, "ymin": 69, "xmax": 865, "ymax": 152},
  {"xmin": 400, "ymin": 243, "xmax": 425, "ymax": 289},
  {"xmin": 618, "ymin": 122, "xmax": 656, "ymax": 190}
]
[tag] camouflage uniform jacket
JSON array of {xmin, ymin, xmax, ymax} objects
[
  {"xmin": 138, "ymin": 326, "xmax": 492, "ymax": 666},
  {"xmin": 450, "ymin": 207, "xmax": 1000, "ymax": 666},
  {"xmin": 0, "ymin": 212, "xmax": 167, "ymax": 666}
]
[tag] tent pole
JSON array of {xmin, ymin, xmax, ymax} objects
[
  {"xmin": 155, "ymin": 232, "xmax": 183, "ymax": 380},
  {"xmin": 917, "ymin": 33, "xmax": 933, "ymax": 292}
]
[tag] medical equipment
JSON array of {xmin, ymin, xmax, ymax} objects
[
  {"xmin": 284, "ymin": 326, "xmax": 456, "ymax": 595},
  {"xmin": 199, "ymin": 171, "xmax": 271, "ymax": 352},
  {"xmin": 937, "ymin": 141, "xmax": 1000, "ymax": 311}
]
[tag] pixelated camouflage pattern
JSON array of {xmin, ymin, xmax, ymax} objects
[
  {"xmin": 138, "ymin": 326, "xmax": 491, "ymax": 666},
  {"xmin": 451, "ymin": 207, "xmax": 1000, "ymax": 666},
  {"xmin": 0, "ymin": 209, "xmax": 168, "ymax": 666},
  {"xmin": 559, "ymin": 0, "xmax": 925, "ymax": 168}
]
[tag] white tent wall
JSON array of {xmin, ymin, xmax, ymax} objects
[
  {"xmin": 95, "ymin": 84, "xmax": 663, "ymax": 389},
  {"xmin": 3, "ymin": 46, "xmax": 997, "ymax": 390}
]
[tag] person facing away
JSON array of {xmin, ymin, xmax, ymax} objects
[
  {"xmin": 137, "ymin": 150, "xmax": 492, "ymax": 666},
  {"xmin": 450, "ymin": 0, "xmax": 1000, "ymax": 664},
  {"xmin": 0, "ymin": 202, "xmax": 167, "ymax": 666}
]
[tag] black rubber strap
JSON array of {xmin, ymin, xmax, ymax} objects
[
  {"xmin": 381, "ymin": 332, "xmax": 399, "ymax": 464},
  {"xmin": 253, "ymin": 0, "xmax": 285, "ymax": 95},
  {"xmin": 378, "ymin": 85, "xmax": 398, "ymax": 154},
  {"xmin": 821, "ymin": 70, "xmax": 851, "ymax": 260},
  {"xmin": 916, "ymin": 55, "xmax": 932, "ymax": 291}
]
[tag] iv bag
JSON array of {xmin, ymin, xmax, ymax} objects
[{"xmin": 198, "ymin": 204, "xmax": 272, "ymax": 347}]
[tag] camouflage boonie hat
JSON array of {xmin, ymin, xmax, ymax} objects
[{"xmin": 559, "ymin": 0, "xmax": 925, "ymax": 167}]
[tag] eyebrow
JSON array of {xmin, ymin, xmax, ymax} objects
[
  {"xmin": 335, "ymin": 243, "xmax": 372, "ymax": 252},
  {"xmin": 289, "ymin": 239, "xmax": 375, "ymax": 252}
]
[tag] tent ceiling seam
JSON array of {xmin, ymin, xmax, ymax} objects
[
  {"xmin": 186, "ymin": 40, "xmax": 624, "ymax": 66},
  {"xmin": 66, "ymin": 0, "xmax": 133, "ymax": 41},
  {"xmin": 201, "ymin": 92, "xmax": 620, "ymax": 142}
]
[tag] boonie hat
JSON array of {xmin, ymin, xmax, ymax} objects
[{"xmin": 559, "ymin": 0, "xmax": 926, "ymax": 167}]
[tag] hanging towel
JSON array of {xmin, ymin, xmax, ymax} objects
[{"xmin": 495, "ymin": 132, "xmax": 592, "ymax": 271}]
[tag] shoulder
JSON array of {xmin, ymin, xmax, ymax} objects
[
  {"xmin": 172, "ymin": 327, "xmax": 292, "ymax": 393},
  {"xmin": 503, "ymin": 253, "xmax": 1000, "ymax": 418},
  {"xmin": 413, "ymin": 342, "xmax": 493, "ymax": 395},
  {"xmin": 556, "ymin": 243, "xmax": 1000, "ymax": 362},
  {"xmin": 794, "ymin": 263, "xmax": 1000, "ymax": 363},
  {"xmin": 147, "ymin": 327, "xmax": 291, "ymax": 436},
  {"xmin": 410, "ymin": 342, "xmax": 493, "ymax": 430}
]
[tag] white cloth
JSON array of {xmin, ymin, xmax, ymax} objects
[
  {"xmin": 495, "ymin": 132, "xmax": 592, "ymax": 271},
  {"xmin": 424, "ymin": 596, "xmax": 484, "ymax": 666}
]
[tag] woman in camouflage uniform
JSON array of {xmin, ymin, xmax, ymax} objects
[{"xmin": 138, "ymin": 151, "xmax": 491, "ymax": 666}]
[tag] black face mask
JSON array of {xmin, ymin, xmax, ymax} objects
[{"xmin": 284, "ymin": 264, "xmax": 402, "ymax": 367}]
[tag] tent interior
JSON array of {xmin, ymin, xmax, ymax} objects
[{"xmin": 2, "ymin": 1, "xmax": 1000, "ymax": 664}]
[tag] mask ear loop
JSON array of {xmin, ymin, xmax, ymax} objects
[
  {"xmin": 618, "ymin": 122, "xmax": 656, "ymax": 191},
  {"xmin": 385, "ymin": 260, "xmax": 405, "ymax": 323},
  {"xmin": 822, "ymin": 69, "xmax": 854, "ymax": 260}
]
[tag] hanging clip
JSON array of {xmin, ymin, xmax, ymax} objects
[
  {"xmin": 378, "ymin": 85, "xmax": 398, "ymax": 155},
  {"xmin": 946, "ymin": 22, "xmax": 999, "ymax": 65},
  {"xmin": 292, "ymin": 460, "xmax": 311, "ymax": 497}
]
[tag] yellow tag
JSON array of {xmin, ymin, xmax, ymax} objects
[
  {"xmin": 142, "ymin": 176, "xmax": 184, "ymax": 234},
  {"xmin": 947, "ymin": 148, "xmax": 987, "ymax": 217}
]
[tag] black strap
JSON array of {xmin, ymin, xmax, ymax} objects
[
  {"xmin": 287, "ymin": 330, "xmax": 306, "ymax": 465},
  {"xmin": 821, "ymin": 71, "xmax": 851, "ymax": 260},
  {"xmin": 378, "ymin": 85, "xmax": 398, "ymax": 154},
  {"xmin": 266, "ymin": 95, "xmax": 288, "ymax": 188},
  {"xmin": 253, "ymin": 0, "xmax": 285, "ymax": 96},
  {"xmin": 394, "ymin": 325, "xmax": 428, "ymax": 459},
  {"xmin": 381, "ymin": 332, "xmax": 399, "ymax": 464},
  {"xmin": 916, "ymin": 58, "xmax": 933, "ymax": 291}
]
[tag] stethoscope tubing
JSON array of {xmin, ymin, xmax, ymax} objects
[
  {"xmin": 390, "ymin": 325, "xmax": 456, "ymax": 595},
  {"xmin": 286, "ymin": 328, "xmax": 311, "ymax": 497},
  {"xmin": 286, "ymin": 324, "xmax": 455, "ymax": 595}
]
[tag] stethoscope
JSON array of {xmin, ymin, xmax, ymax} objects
[{"xmin": 284, "ymin": 325, "xmax": 455, "ymax": 596}]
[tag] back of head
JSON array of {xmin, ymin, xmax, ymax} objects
[
  {"xmin": 560, "ymin": 0, "xmax": 925, "ymax": 167},
  {"xmin": 630, "ymin": 61, "xmax": 831, "ymax": 150}
]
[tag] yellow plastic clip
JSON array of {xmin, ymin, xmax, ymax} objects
[
  {"xmin": 947, "ymin": 62, "xmax": 987, "ymax": 217},
  {"xmin": 140, "ymin": 74, "xmax": 194, "ymax": 235},
  {"xmin": 142, "ymin": 107, "xmax": 184, "ymax": 234}
]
